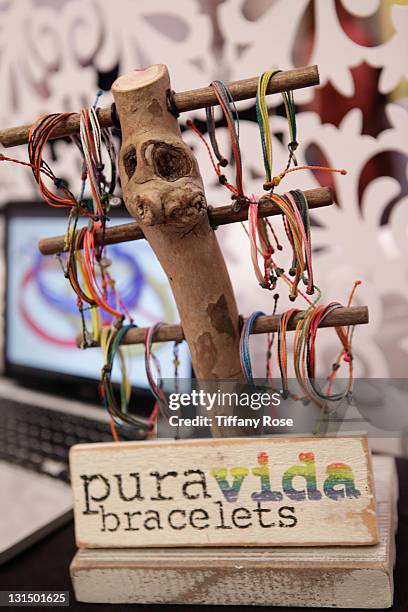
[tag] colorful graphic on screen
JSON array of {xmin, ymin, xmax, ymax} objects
[{"xmin": 7, "ymin": 216, "xmax": 191, "ymax": 387}]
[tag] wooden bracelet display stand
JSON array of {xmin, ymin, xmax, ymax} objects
[{"xmin": 0, "ymin": 64, "xmax": 396, "ymax": 608}]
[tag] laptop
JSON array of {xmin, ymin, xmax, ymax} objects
[{"xmin": 0, "ymin": 201, "xmax": 191, "ymax": 563}]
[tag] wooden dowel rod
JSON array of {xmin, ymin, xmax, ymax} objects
[
  {"xmin": 77, "ymin": 306, "xmax": 369, "ymax": 348},
  {"xmin": 0, "ymin": 66, "xmax": 319, "ymax": 148},
  {"xmin": 174, "ymin": 65, "xmax": 319, "ymax": 111},
  {"xmin": 38, "ymin": 186, "xmax": 332, "ymax": 256},
  {"xmin": 212, "ymin": 186, "xmax": 331, "ymax": 225}
]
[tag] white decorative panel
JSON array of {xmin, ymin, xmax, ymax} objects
[{"xmin": 0, "ymin": 0, "xmax": 406, "ymax": 377}]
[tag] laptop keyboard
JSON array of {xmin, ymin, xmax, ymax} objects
[{"xmin": 0, "ymin": 399, "xmax": 135, "ymax": 483}]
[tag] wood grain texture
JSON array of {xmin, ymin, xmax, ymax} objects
[
  {"xmin": 38, "ymin": 186, "xmax": 332, "ymax": 256},
  {"xmin": 111, "ymin": 64, "xmax": 243, "ymax": 382},
  {"xmin": 69, "ymin": 436, "xmax": 378, "ymax": 549},
  {"xmin": 70, "ymin": 455, "xmax": 395, "ymax": 608},
  {"xmin": 0, "ymin": 66, "xmax": 318, "ymax": 148}
]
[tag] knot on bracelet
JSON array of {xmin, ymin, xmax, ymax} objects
[
  {"xmin": 231, "ymin": 194, "xmax": 248, "ymax": 212},
  {"xmin": 288, "ymin": 141, "xmax": 298, "ymax": 166},
  {"xmin": 263, "ymin": 175, "xmax": 281, "ymax": 191},
  {"xmin": 93, "ymin": 214, "xmax": 109, "ymax": 223},
  {"xmin": 54, "ymin": 177, "xmax": 68, "ymax": 189}
]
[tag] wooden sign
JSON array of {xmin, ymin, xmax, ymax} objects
[
  {"xmin": 70, "ymin": 455, "xmax": 396, "ymax": 607},
  {"xmin": 69, "ymin": 436, "xmax": 378, "ymax": 548}
]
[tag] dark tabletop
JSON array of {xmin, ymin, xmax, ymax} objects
[{"xmin": 1, "ymin": 457, "xmax": 407, "ymax": 612}]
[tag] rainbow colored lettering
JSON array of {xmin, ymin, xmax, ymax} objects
[{"xmin": 211, "ymin": 451, "xmax": 360, "ymax": 502}]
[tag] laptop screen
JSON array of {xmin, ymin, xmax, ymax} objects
[{"xmin": 5, "ymin": 206, "xmax": 191, "ymax": 391}]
